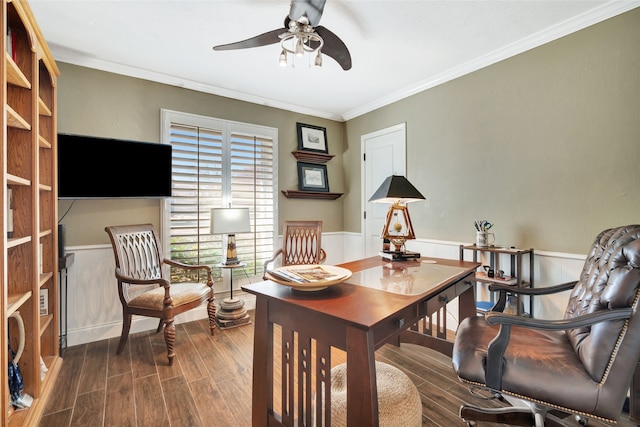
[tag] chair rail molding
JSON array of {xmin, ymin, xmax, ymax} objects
[{"xmin": 64, "ymin": 234, "xmax": 585, "ymax": 346}]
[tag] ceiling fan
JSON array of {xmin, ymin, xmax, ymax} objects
[{"xmin": 213, "ymin": 0, "xmax": 352, "ymax": 70}]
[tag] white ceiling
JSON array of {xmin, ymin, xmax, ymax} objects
[{"xmin": 30, "ymin": 1, "xmax": 639, "ymax": 121}]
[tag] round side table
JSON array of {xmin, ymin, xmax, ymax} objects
[{"xmin": 215, "ymin": 262, "xmax": 251, "ymax": 329}]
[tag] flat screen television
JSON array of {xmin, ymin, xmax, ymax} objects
[{"xmin": 58, "ymin": 133, "xmax": 172, "ymax": 199}]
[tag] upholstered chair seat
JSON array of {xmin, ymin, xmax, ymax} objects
[{"xmin": 127, "ymin": 282, "xmax": 212, "ymax": 310}]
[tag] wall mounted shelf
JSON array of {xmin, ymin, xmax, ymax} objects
[
  {"xmin": 281, "ymin": 190, "xmax": 343, "ymax": 200},
  {"xmin": 291, "ymin": 150, "xmax": 335, "ymax": 164}
]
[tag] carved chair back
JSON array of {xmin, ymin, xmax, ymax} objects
[
  {"xmin": 281, "ymin": 220, "xmax": 325, "ymax": 265},
  {"xmin": 105, "ymin": 224, "xmax": 165, "ymax": 304}
]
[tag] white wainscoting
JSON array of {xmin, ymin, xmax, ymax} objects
[{"xmin": 62, "ymin": 233, "xmax": 585, "ymax": 347}]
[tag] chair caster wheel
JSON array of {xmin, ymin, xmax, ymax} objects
[
  {"xmin": 575, "ymin": 415, "xmax": 588, "ymax": 426},
  {"xmin": 467, "ymin": 422, "xmax": 477, "ymax": 427}
]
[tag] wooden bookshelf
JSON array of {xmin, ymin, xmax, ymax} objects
[{"xmin": 2, "ymin": 1, "xmax": 61, "ymax": 425}]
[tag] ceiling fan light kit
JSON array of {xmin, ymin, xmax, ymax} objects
[
  {"xmin": 278, "ymin": 22, "xmax": 324, "ymax": 68},
  {"xmin": 213, "ymin": 0, "xmax": 351, "ymax": 71}
]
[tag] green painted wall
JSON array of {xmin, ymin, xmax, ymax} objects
[
  {"xmin": 344, "ymin": 8, "xmax": 640, "ymax": 253},
  {"xmin": 56, "ymin": 64, "xmax": 345, "ymax": 245}
]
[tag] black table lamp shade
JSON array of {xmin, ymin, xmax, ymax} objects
[
  {"xmin": 369, "ymin": 175, "xmax": 425, "ymax": 253},
  {"xmin": 368, "ymin": 175, "xmax": 425, "ymax": 203}
]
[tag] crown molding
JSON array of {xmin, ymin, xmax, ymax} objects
[
  {"xmin": 341, "ymin": 1, "xmax": 640, "ymax": 121},
  {"xmin": 51, "ymin": 46, "xmax": 343, "ymax": 122},
  {"xmin": 51, "ymin": 1, "xmax": 639, "ymax": 123}
]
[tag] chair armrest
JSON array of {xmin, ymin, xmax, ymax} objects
[
  {"xmin": 483, "ymin": 307, "xmax": 633, "ymax": 390},
  {"xmin": 163, "ymin": 259, "xmax": 212, "ymax": 273},
  {"xmin": 488, "ymin": 280, "xmax": 577, "ymax": 296},
  {"xmin": 488, "ymin": 280, "xmax": 578, "ymax": 312},
  {"xmin": 163, "ymin": 259, "xmax": 213, "ymax": 287},
  {"xmin": 486, "ymin": 307, "xmax": 632, "ymax": 330},
  {"xmin": 319, "ymin": 248, "xmax": 327, "ymax": 264},
  {"xmin": 263, "ymin": 249, "xmax": 283, "ymax": 279}
]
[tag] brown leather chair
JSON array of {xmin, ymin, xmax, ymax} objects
[
  {"xmin": 452, "ymin": 225, "xmax": 640, "ymax": 426},
  {"xmin": 263, "ymin": 220, "xmax": 326, "ymax": 278},
  {"xmin": 105, "ymin": 224, "xmax": 215, "ymax": 365}
]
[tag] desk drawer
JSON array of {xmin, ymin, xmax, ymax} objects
[
  {"xmin": 425, "ymin": 286, "xmax": 456, "ymax": 316},
  {"xmin": 375, "ymin": 305, "xmax": 420, "ymax": 345},
  {"xmin": 456, "ymin": 276, "xmax": 474, "ymax": 294},
  {"xmin": 424, "ymin": 276, "xmax": 473, "ymax": 316}
]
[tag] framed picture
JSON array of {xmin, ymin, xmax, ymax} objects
[
  {"xmin": 297, "ymin": 122, "xmax": 328, "ymax": 153},
  {"xmin": 297, "ymin": 162, "xmax": 329, "ymax": 192}
]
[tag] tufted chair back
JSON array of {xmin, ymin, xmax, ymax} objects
[{"xmin": 563, "ymin": 225, "xmax": 640, "ymax": 383}]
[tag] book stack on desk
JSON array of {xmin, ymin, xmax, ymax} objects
[{"xmin": 378, "ymin": 250, "xmax": 421, "ymax": 261}]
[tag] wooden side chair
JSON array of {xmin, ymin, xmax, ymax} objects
[
  {"xmin": 105, "ymin": 223, "xmax": 215, "ymax": 365},
  {"xmin": 452, "ymin": 225, "xmax": 640, "ymax": 426},
  {"xmin": 263, "ymin": 220, "xmax": 326, "ymax": 278}
]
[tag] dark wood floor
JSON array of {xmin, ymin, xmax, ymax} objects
[{"xmin": 38, "ymin": 311, "xmax": 639, "ymax": 427}]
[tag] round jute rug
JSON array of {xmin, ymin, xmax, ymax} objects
[{"xmin": 329, "ymin": 361, "xmax": 422, "ymax": 427}]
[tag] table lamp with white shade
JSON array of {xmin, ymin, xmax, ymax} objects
[
  {"xmin": 210, "ymin": 207, "xmax": 251, "ymax": 265},
  {"xmin": 210, "ymin": 207, "xmax": 252, "ymax": 329}
]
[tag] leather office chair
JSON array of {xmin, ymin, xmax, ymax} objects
[
  {"xmin": 452, "ymin": 225, "xmax": 640, "ymax": 426},
  {"xmin": 263, "ymin": 220, "xmax": 326, "ymax": 278},
  {"xmin": 105, "ymin": 224, "xmax": 215, "ymax": 365}
]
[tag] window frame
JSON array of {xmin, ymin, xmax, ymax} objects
[{"xmin": 159, "ymin": 109, "xmax": 278, "ymax": 288}]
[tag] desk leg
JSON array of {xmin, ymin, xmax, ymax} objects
[
  {"xmin": 252, "ymin": 298, "xmax": 270, "ymax": 427},
  {"xmin": 458, "ymin": 281, "xmax": 476, "ymax": 321},
  {"xmin": 346, "ymin": 326, "xmax": 379, "ymax": 427}
]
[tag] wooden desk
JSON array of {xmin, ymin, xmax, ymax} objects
[{"xmin": 242, "ymin": 256, "xmax": 480, "ymax": 427}]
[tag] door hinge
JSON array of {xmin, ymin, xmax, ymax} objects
[
  {"xmin": 363, "ymin": 153, "xmax": 366, "ymax": 161},
  {"xmin": 364, "ymin": 211, "xmax": 366, "ymax": 219}
]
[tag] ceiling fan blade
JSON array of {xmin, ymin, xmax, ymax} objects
[
  {"xmin": 213, "ymin": 28, "xmax": 284, "ymax": 51},
  {"xmin": 289, "ymin": 0, "xmax": 326, "ymax": 27},
  {"xmin": 315, "ymin": 26, "xmax": 352, "ymax": 70}
]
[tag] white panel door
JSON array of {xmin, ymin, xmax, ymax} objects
[{"xmin": 361, "ymin": 123, "xmax": 407, "ymax": 257}]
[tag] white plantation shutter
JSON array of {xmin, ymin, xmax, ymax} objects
[
  {"xmin": 161, "ymin": 110, "xmax": 277, "ymax": 286},
  {"xmin": 229, "ymin": 131, "xmax": 277, "ymax": 266}
]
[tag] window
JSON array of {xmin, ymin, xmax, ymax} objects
[{"xmin": 161, "ymin": 110, "xmax": 278, "ymax": 289}]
